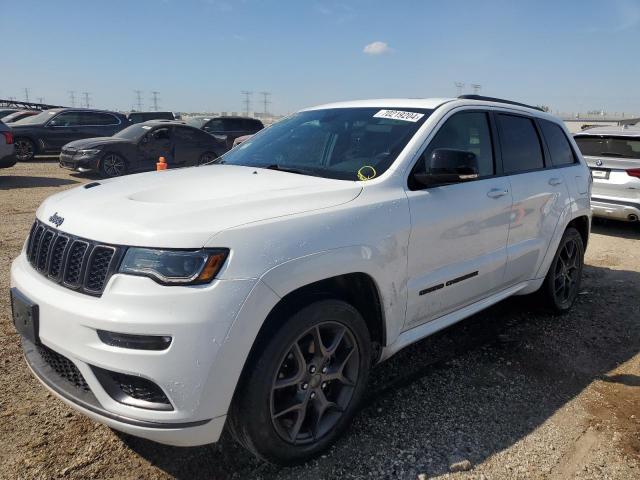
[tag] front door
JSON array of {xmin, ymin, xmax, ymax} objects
[
  {"xmin": 138, "ymin": 126, "xmax": 174, "ymax": 168},
  {"xmin": 405, "ymin": 110, "xmax": 513, "ymax": 328}
]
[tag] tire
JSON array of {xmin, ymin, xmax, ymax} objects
[
  {"xmin": 539, "ymin": 227, "xmax": 584, "ymax": 313},
  {"xmin": 15, "ymin": 138, "xmax": 36, "ymax": 161},
  {"xmin": 228, "ymin": 299, "xmax": 371, "ymax": 465},
  {"xmin": 198, "ymin": 151, "xmax": 218, "ymax": 165},
  {"xmin": 98, "ymin": 153, "xmax": 127, "ymax": 178}
]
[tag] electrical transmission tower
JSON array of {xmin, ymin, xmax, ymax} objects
[
  {"xmin": 134, "ymin": 90, "xmax": 143, "ymax": 111},
  {"xmin": 471, "ymin": 84, "xmax": 482, "ymax": 94},
  {"xmin": 151, "ymin": 91, "xmax": 160, "ymax": 111},
  {"xmin": 82, "ymin": 92, "xmax": 91, "ymax": 108},
  {"xmin": 241, "ymin": 91, "xmax": 253, "ymax": 116},
  {"xmin": 260, "ymin": 91, "xmax": 271, "ymax": 117},
  {"xmin": 454, "ymin": 82, "xmax": 465, "ymax": 96},
  {"xmin": 68, "ymin": 91, "xmax": 76, "ymax": 107},
  {"xmin": 24, "ymin": 88, "xmax": 30, "ymax": 102},
  {"xmin": 37, "ymin": 97, "xmax": 45, "ymax": 104}
]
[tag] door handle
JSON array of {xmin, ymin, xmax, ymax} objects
[
  {"xmin": 487, "ymin": 188, "xmax": 509, "ymax": 198},
  {"xmin": 549, "ymin": 177, "xmax": 563, "ymax": 186}
]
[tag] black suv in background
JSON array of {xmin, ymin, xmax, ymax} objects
[
  {"xmin": 8, "ymin": 108, "xmax": 128, "ymax": 161},
  {"xmin": 186, "ymin": 115, "xmax": 263, "ymax": 151},
  {"xmin": 127, "ymin": 111, "xmax": 175, "ymax": 124}
]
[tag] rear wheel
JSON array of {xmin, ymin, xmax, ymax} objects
[
  {"xmin": 540, "ymin": 227, "xmax": 584, "ymax": 313},
  {"xmin": 99, "ymin": 153, "xmax": 127, "ymax": 178},
  {"xmin": 198, "ymin": 151, "xmax": 217, "ymax": 165},
  {"xmin": 15, "ymin": 138, "xmax": 36, "ymax": 161},
  {"xmin": 228, "ymin": 299, "xmax": 371, "ymax": 465}
]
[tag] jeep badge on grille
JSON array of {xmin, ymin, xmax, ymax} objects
[{"xmin": 48, "ymin": 212, "xmax": 64, "ymax": 227}]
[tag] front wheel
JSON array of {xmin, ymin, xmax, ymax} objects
[
  {"xmin": 99, "ymin": 153, "xmax": 127, "ymax": 178},
  {"xmin": 228, "ymin": 299, "xmax": 371, "ymax": 465},
  {"xmin": 540, "ymin": 227, "xmax": 584, "ymax": 313},
  {"xmin": 15, "ymin": 138, "xmax": 36, "ymax": 161}
]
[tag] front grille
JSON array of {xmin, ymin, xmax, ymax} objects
[
  {"xmin": 37, "ymin": 344, "xmax": 89, "ymax": 392},
  {"xmin": 26, "ymin": 220, "xmax": 123, "ymax": 296}
]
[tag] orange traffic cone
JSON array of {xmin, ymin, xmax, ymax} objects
[{"xmin": 157, "ymin": 156, "xmax": 167, "ymax": 171}]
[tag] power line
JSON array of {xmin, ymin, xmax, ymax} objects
[
  {"xmin": 68, "ymin": 90, "xmax": 76, "ymax": 107},
  {"xmin": 260, "ymin": 91, "xmax": 271, "ymax": 116},
  {"xmin": 151, "ymin": 91, "xmax": 160, "ymax": 111},
  {"xmin": 134, "ymin": 90, "xmax": 143, "ymax": 111},
  {"xmin": 82, "ymin": 92, "xmax": 91, "ymax": 108},
  {"xmin": 241, "ymin": 90, "xmax": 253, "ymax": 116}
]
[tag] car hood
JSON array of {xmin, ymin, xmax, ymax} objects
[
  {"xmin": 63, "ymin": 137, "xmax": 129, "ymax": 150},
  {"xmin": 36, "ymin": 165, "xmax": 363, "ymax": 248}
]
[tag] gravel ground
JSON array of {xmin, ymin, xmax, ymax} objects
[{"xmin": 1, "ymin": 161, "xmax": 638, "ymax": 480}]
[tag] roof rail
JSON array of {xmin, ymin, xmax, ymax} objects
[{"xmin": 457, "ymin": 95, "xmax": 544, "ymax": 112}]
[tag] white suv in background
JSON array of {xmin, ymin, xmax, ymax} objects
[
  {"xmin": 574, "ymin": 126, "xmax": 640, "ymax": 223},
  {"xmin": 11, "ymin": 96, "xmax": 591, "ymax": 464}
]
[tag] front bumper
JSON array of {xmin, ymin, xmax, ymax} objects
[
  {"xmin": 591, "ymin": 197, "xmax": 640, "ymax": 222},
  {"xmin": 59, "ymin": 152, "xmax": 100, "ymax": 172},
  {"xmin": 11, "ymin": 251, "xmax": 259, "ymax": 445}
]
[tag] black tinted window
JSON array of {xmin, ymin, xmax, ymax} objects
[
  {"xmin": 49, "ymin": 112, "xmax": 81, "ymax": 126},
  {"xmin": 243, "ymin": 119, "xmax": 263, "ymax": 131},
  {"xmin": 203, "ymin": 119, "xmax": 224, "ymax": 133},
  {"xmin": 498, "ymin": 114, "xmax": 544, "ymax": 173},
  {"xmin": 420, "ymin": 111, "xmax": 494, "ymax": 177},
  {"xmin": 540, "ymin": 120, "xmax": 575, "ymax": 166},
  {"xmin": 223, "ymin": 118, "xmax": 244, "ymax": 131},
  {"xmin": 174, "ymin": 127, "xmax": 198, "ymax": 142}
]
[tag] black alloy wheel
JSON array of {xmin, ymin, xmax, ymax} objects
[
  {"xmin": 541, "ymin": 227, "xmax": 584, "ymax": 312},
  {"xmin": 99, "ymin": 153, "xmax": 127, "ymax": 178},
  {"xmin": 15, "ymin": 138, "xmax": 35, "ymax": 161}
]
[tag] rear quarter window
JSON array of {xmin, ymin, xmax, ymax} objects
[{"xmin": 540, "ymin": 119, "xmax": 576, "ymax": 166}]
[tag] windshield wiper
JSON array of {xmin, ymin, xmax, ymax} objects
[{"xmin": 263, "ymin": 164, "xmax": 317, "ymax": 176}]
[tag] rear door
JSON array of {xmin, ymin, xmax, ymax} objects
[
  {"xmin": 173, "ymin": 127, "xmax": 202, "ymax": 166},
  {"xmin": 405, "ymin": 110, "xmax": 513, "ymax": 328},
  {"xmin": 497, "ymin": 113, "xmax": 571, "ymax": 285},
  {"xmin": 79, "ymin": 112, "xmax": 123, "ymax": 137}
]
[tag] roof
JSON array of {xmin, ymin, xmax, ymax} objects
[
  {"xmin": 574, "ymin": 125, "xmax": 640, "ymax": 137},
  {"xmin": 303, "ymin": 97, "xmax": 553, "ymax": 118}
]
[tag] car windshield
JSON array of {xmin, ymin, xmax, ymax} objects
[
  {"xmin": 575, "ymin": 136, "xmax": 640, "ymax": 159},
  {"xmin": 216, "ymin": 107, "xmax": 432, "ymax": 180},
  {"xmin": 185, "ymin": 117, "xmax": 209, "ymax": 128},
  {"xmin": 10, "ymin": 110, "xmax": 57, "ymax": 125},
  {"xmin": 113, "ymin": 124, "xmax": 153, "ymax": 141}
]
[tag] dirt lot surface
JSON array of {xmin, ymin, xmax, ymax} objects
[{"xmin": 1, "ymin": 161, "xmax": 639, "ymax": 480}]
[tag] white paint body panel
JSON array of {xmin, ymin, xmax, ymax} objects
[{"xmin": 11, "ymin": 97, "xmax": 591, "ymax": 446}]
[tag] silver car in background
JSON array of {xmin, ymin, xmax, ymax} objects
[{"xmin": 574, "ymin": 126, "xmax": 640, "ymax": 223}]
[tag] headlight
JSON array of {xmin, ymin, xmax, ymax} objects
[
  {"xmin": 119, "ymin": 248, "xmax": 228, "ymax": 285},
  {"xmin": 77, "ymin": 149, "xmax": 101, "ymax": 156}
]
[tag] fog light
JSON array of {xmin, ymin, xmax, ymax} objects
[{"xmin": 97, "ymin": 330, "xmax": 172, "ymax": 351}]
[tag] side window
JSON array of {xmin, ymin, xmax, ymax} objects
[
  {"xmin": 93, "ymin": 113, "xmax": 120, "ymax": 126},
  {"xmin": 223, "ymin": 118, "xmax": 244, "ymax": 131},
  {"xmin": 540, "ymin": 120, "xmax": 576, "ymax": 166},
  {"xmin": 497, "ymin": 114, "xmax": 544, "ymax": 173},
  {"xmin": 49, "ymin": 112, "xmax": 80, "ymax": 127},
  {"xmin": 174, "ymin": 127, "xmax": 197, "ymax": 143},
  {"xmin": 203, "ymin": 119, "xmax": 224, "ymax": 133},
  {"xmin": 244, "ymin": 119, "xmax": 263, "ymax": 132},
  {"xmin": 151, "ymin": 127, "xmax": 171, "ymax": 141},
  {"xmin": 417, "ymin": 111, "xmax": 495, "ymax": 177}
]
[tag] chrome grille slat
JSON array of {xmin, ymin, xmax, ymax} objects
[{"xmin": 25, "ymin": 220, "xmax": 122, "ymax": 296}]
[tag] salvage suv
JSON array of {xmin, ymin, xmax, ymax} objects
[{"xmin": 11, "ymin": 96, "xmax": 591, "ymax": 464}]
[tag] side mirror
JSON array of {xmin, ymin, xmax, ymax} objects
[{"xmin": 413, "ymin": 149, "xmax": 480, "ymax": 186}]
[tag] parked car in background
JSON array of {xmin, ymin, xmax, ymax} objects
[
  {"xmin": 232, "ymin": 134, "xmax": 253, "ymax": 148},
  {"xmin": 1, "ymin": 110, "xmax": 40, "ymax": 124},
  {"xmin": 0, "ymin": 108, "xmax": 20, "ymax": 118},
  {"xmin": 127, "ymin": 111, "xmax": 175, "ymax": 124},
  {"xmin": 11, "ymin": 96, "xmax": 591, "ymax": 464},
  {"xmin": 0, "ymin": 120, "xmax": 16, "ymax": 169},
  {"xmin": 8, "ymin": 108, "xmax": 128, "ymax": 161},
  {"xmin": 59, "ymin": 120, "xmax": 225, "ymax": 177},
  {"xmin": 185, "ymin": 115, "xmax": 263, "ymax": 152},
  {"xmin": 574, "ymin": 126, "xmax": 640, "ymax": 223}
]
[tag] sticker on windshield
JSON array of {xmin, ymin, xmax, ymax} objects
[{"xmin": 373, "ymin": 109, "xmax": 424, "ymax": 122}]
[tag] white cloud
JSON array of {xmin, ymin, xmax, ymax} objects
[{"xmin": 363, "ymin": 41, "xmax": 393, "ymax": 56}]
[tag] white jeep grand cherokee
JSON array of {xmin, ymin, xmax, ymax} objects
[{"xmin": 11, "ymin": 96, "xmax": 591, "ymax": 464}]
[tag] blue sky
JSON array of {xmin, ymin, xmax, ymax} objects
[{"xmin": 2, "ymin": 0, "xmax": 639, "ymax": 115}]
